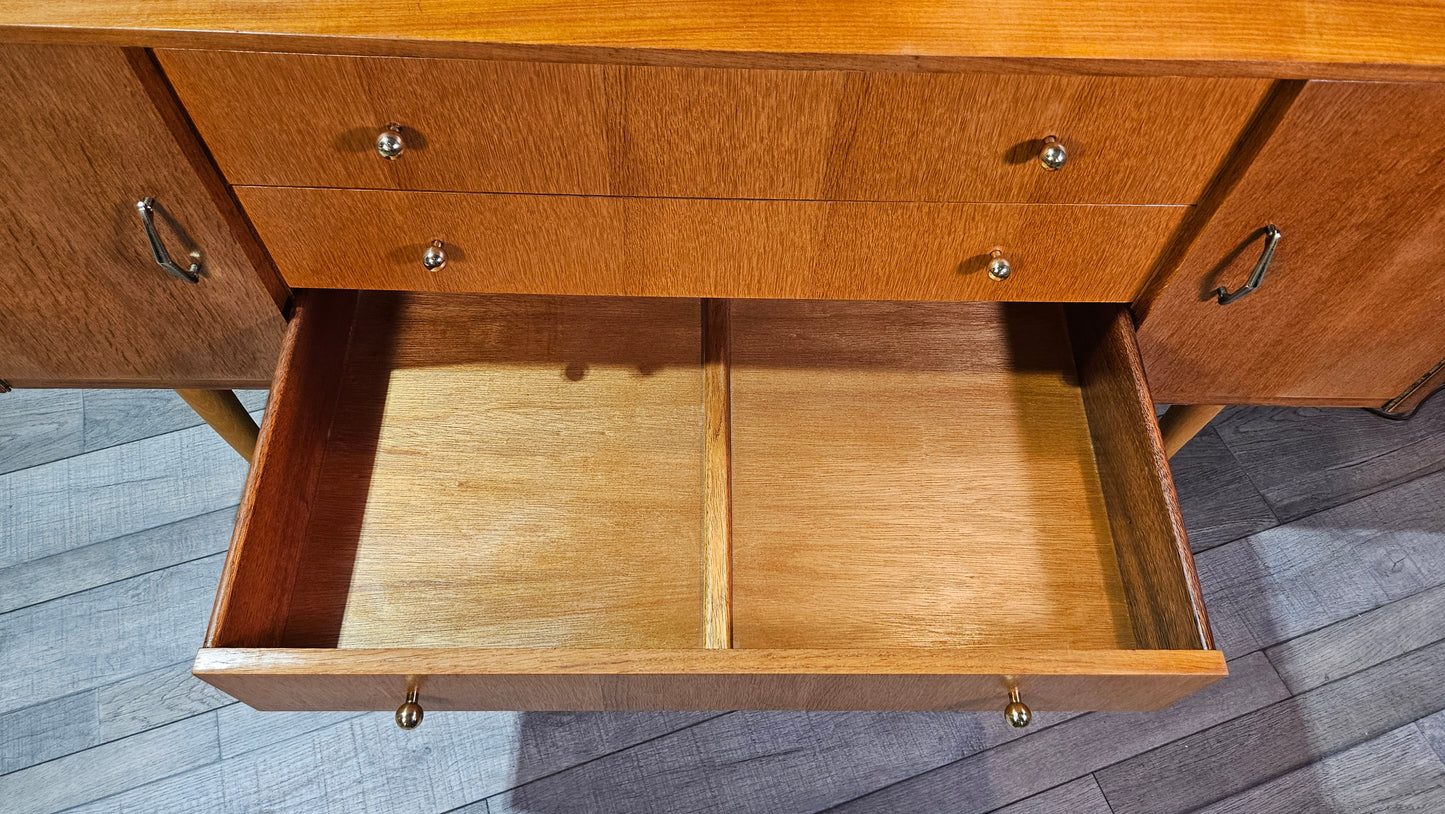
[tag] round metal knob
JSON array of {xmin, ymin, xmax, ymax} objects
[
  {"xmin": 987, "ymin": 251, "xmax": 1012, "ymax": 282},
  {"xmin": 1039, "ymin": 136, "xmax": 1068, "ymax": 171},
  {"xmin": 1005, "ymin": 687, "xmax": 1032, "ymax": 729},
  {"xmin": 376, "ymin": 124, "xmax": 405, "ymax": 160},
  {"xmin": 422, "ymin": 240, "xmax": 447, "ymax": 272},
  {"xmin": 396, "ymin": 689, "xmax": 423, "ymax": 730}
]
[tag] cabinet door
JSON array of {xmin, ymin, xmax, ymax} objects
[
  {"xmin": 0, "ymin": 44, "xmax": 285, "ymax": 388},
  {"xmin": 1135, "ymin": 81, "xmax": 1445, "ymax": 405}
]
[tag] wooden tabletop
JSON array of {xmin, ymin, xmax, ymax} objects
[{"xmin": 3, "ymin": 0, "xmax": 1445, "ymax": 80}]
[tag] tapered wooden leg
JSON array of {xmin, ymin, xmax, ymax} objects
[
  {"xmin": 176, "ymin": 389, "xmax": 259, "ymax": 462},
  {"xmin": 1158, "ymin": 404, "xmax": 1225, "ymax": 458}
]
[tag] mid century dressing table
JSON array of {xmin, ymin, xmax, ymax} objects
[{"xmin": 1, "ymin": 2, "xmax": 1442, "ymax": 730}]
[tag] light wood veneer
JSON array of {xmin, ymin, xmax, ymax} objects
[
  {"xmin": 237, "ymin": 189, "xmax": 1187, "ymax": 302},
  {"xmin": 159, "ymin": 50, "xmax": 1268, "ymax": 206},
  {"xmin": 197, "ymin": 291, "xmax": 1222, "ymax": 711},
  {"xmin": 6, "ymin": 1, "xmax": 1445, "ymax": 80}
]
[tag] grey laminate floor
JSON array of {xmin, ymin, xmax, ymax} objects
[{"xmin": 3, "ymin": 389, "xmax": 1445, "ymax": 813}]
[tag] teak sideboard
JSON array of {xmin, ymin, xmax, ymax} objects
[{"xmin": 2, "ymin": 3, "xmax": 1443, "ymax": 730}]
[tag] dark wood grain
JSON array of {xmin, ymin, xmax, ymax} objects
[
  {"xmin": 1265, "ymin": 582, "xmax": 1445, "ymax": 694},
  {"xmin": 1212, "ymin": 401, "xmax": 1445, "ymax": 522},
  {"xmin": 1136, "ymin": 81, "xmax": 1445, "ymax": 404},
  {"xmin": 160, "ymin": 50, "xmax": 1266, "ymax": 205},
  {"xmin": 1069, "ymin": 305, "xmax": 1211, "ymax": 650},
  {"xmin": 206, "ymin": 291, "xmax": 356, "ymax": 648},
  {"xmin": 0, "ymin": 43, "xmax": 284, "ymax": 388},
  {"xmin": 1195, "ymin": 469, "xmax": 1445, "ymax": 655},
  {"xmin": 1167, "ymin": 424, "xmax": 1279, "ymax": 552},
  {"xmin": 1094, "ymin": 639, "xmax": 1445, "ymax": 814},
  {"xmin": 238, "ymin": 188, "xmax": 1188, "ymax": 303},
  {"xmin": 988, "ymin": 778, "xmax": 1114, "ymax": 814},
  {"xmin": 1193, "ymin": 724, "xmax": 1445, "ymax": 814}
]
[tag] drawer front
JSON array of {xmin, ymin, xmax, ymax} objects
[
  {"xmin": 196, "ymin": 291, "xmax": 1223, "ymax": 717},
  {"xmin": 238, "ymin": 188, "xmax": 1186, "ymax": 302},
  {"xmin": 160, "ymin": 50, "xmax": 1269, "ymax": 205},
  {"xmin": 195, "ymin": 648, "xmax": 1225, "ymax": 712}
]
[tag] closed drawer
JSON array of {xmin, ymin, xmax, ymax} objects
[
  {"xmin": 238, "ymin": 188, "xmax": 1186, "ymax": 302},
  {"xmin": 195, "ymin": 291, "xmax": 1224, "ymax": 719},
  {"xmin": 159, "ymin": 50, "xmax": 1269, "ymax": 205}
]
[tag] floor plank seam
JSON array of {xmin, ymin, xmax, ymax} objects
[
  {"xmin": 462, "ymin": 711, "xmax": 736, "ymax": 812},
  {"xmin": 0, "ymin": 704, "xmax": 227, "ymax": 780},
  {"xmin": 1092, "ymin": 771, "xmax": 1120, "ymax": 814},
  {"xmin": 0, "ymin": 542, "xmax": 235, "ymax": 616},
  {"xmin": 1212, "ymin": 420, "xmax": 1283, "ymax": 531}
]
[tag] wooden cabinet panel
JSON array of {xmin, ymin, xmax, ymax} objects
[
  {"xmin": 195, "ymin": 291, "xmax": 1222, "ymax": 713},
  {"xmin": 1136, "ymin": 81, "xmax": 1445, "ymax": 405},
  {"xmin": 0, "ymin": 44, "xmax": 284, "ymax": 388},
  {"xmin": 236, "ymin": 187, "xmax": 1187, "ymax": 303},
  {"xmin": 158, "ymin": 50, "xmax": 1269, "ymax": 205}
]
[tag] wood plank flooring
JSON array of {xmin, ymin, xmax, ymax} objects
[{"xmin": 1, "ymin": 390, "xmax": 1443, "ymax": 813}]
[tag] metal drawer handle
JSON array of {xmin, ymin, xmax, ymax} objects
[
  {"xmin": 396, "ymin": 688, "xmax": 423, "ymax": 729},
  {"xmin": 987, "ymin": 250, "xmax": 1012, "ymax": 282},
  {"xmin": 1215, "ymin": 224, "xmax": 1281, "ymax": 305},
  {"xmin": 422, "ymin": 240, "xmax": 447, "ymax": 272},
  {"xmin": 1039, "ymin": 135, "xmax": 1068, "ymax": 171},
  {"xmin": 1005, "ymin": 686, "xmax": 1031, "ymax": 728},
  {"xmin": 376, "ymin": 123, "xmax": 405, "ymax": 160},
  {"xmin": 135, "ymin": 198, "xmax": 201, "ymax": 283}
]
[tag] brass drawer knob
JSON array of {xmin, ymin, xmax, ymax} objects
[
  {"xmin": 376, "ymin": 124, "xmax": 405, "ymax": 160},
  {"xmin": 422, "ymin": 240, "xmax": 447, "ymax": 272},
  {"xmin": 396, "ymin": 688, "xmax": 424, "ymax": 729},
  {"xmin": 1039, "ymin": 136, "xmax": 1068, "ymax": 171},
  {"xmin": 987, "ymin": 250, "xmax": 1012, "ymax": 282},
  {"xmin": 1005, "ymin": 686, "xmax": 1032, "ymax": 728}
]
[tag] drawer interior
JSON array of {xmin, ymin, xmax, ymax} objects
[{"xmin": 202, "ymin": 290, "xmax": 1218, "ymax": 710}]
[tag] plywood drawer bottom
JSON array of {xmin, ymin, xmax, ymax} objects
[{"xmin": 196, "ymin": 291, "xmax": 1224, "ymax": 717}]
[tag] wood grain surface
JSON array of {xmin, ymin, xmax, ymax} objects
[
  {"xmin": 202, "ymin": 294, "xmax": 1222, "ymax": 710},
  {"xmin": 279, "ymin": 293, "xmax": 707, "ymax": 649},
  {"xmin": 1136, "ymin": 81, "xmax": 1445, "ymax": 404},
  {"xmin": 193, "ymin": 647, "xmax": 1225, "ymax": 711},
  {"xmin": 0, "ymin": 43, "xmax": 284, "ymax": 387},
  {"xmin": 729, "ymin": 300, "xmax": 1132, "ymax": 650},
  {"xmin": 237, "ymin": 188, "xmax": 1186, "ymax": 302},
  {"xmin": 702, "ymin": 299, "xmax": 732, "ymax": 649},
  {"xmin": 1069, "ymin": 307, "xmax": 1211, "ymax": 651},
  {"xmin": 160, "ymin": 50, "xmax": 1267, "ymax": 205},
  {"xmin": 208, "ymin": 291, "xmax": 357, "ymax": 648},
  {"xmin": 7, "ymin": 1, "xmax": 1445, "ymax": 79}
]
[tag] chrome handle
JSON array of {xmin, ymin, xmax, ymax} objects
[
  {"xmin": 422, "ymin": 240, "xmax": 447, "ymax": 272},
  {"xmin": 376, "ymin": 124, "xmax": 405, "ymax": 160},
  {"xmin": 135, "ymin": 198, "xmax": 200, "ymax": 283},
  {"xmin": 987, "ymin": 250, "xmax": 1012, "ymax": 282},
  {"xmin": 1039, "ymin": 136, "xmax": 1068, "ymax": 171},
  {"xmin": 1215, "ymin": 224, "xmax": 1281, "ymax": 305}
]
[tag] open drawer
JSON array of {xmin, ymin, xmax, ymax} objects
[{"xmin": 195, "ymin": 291, "xmax": 1224, "ymax": 725}]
